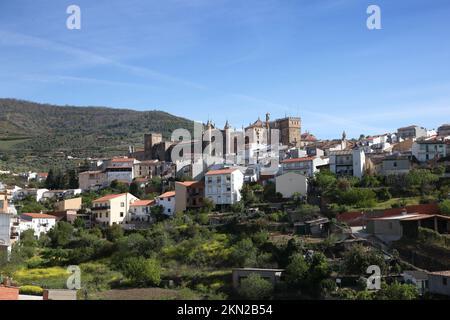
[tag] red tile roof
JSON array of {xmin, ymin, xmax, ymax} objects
[
  {"xmin": 176, "ymin": 181, "xmax": 200, "ymax": 187},
  {"xmin": 205, "ymin": 168, "xmax": 238, "ymax": 175},
  {"xmin": 130, "ymin": 200, "xmax": 155, "ymax": 207},
  {"xmin": 281, "ymin": 156, "xmax": 316, "ymax": 164},
  {"xmin": 93, "ymin": 193, "xmax": 128, "ymax": 203},
  {"xmin": 21, "ymin": 213, "xmax": 56, "ymax": 219},
  {"xmin": 159, "ymin": 191, "xmax": 176, "ymax": 198},
  {"xmin": 381, "ymin": 203, "xmax": 440, "ymax": 218},
  {"xmin": 336, "ymin": 211, "xmax": 365, "ymax": 227}
]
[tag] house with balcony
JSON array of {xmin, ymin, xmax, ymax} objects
[
  {"xmin": 205, "ymin": 168, "xmax": 244, "ymax": 207},
  {"xmin": 92, "ymin": 193, "xmax": 139, "ymax": 227},
  {"xmin": 130, "ymin": 199, "xmax": 155, "ymax": 222},
  {"xmin": 280, "ymin": 156, "xmax": 329, "ymax": 177},
  {"xmin": 0, "ymin": 213, "xmax": 20, "ymax": 254}
]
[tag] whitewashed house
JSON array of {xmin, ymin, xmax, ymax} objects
[
  {"xmin": 92, "ymin": 193, "xmax": 138, "ymax": 227},
  {"xmin": 19, "ymin": 213, "xmax": 56, "ymax": 238},
  {"xmin": 156, "ymin": 191, "xmax": 176, "ymax": 216},
  {"xmin": 130, "ymin": 199, "xmax": 155, "ymax": 222}
]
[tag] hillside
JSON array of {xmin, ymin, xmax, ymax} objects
[{"xmin": 0, "ymin": 98, "xmax": 194, "ymax": 171}]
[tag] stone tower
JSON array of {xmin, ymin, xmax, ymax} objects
[{"xmin": 144, "ymin": 133, "xmax": 163, "ymax": 159}]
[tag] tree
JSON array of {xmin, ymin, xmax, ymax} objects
[
  {"xmin": 313, "ymin": 170, "xmax": 337, "ymax": 198},
  {"xmin": 105, "ymin": 224, "xmax": 124, "ymax": 242},
  {"xmin": 201, "ymin": 197, "xmax": 215, "ymax": 213},
  {"xmin": 439, "ymin": 199, "xmax": 450, "ymax": 216},
  {"xmin": 230, "ymin": 238, "xmax": 258, "ymax": 267},
  {"xmin": 47, "ymin": 221, "xmax": 74, "ymax": 248},
  {"xmin": 285, "ymin": 253, "xmax": 309, "ymax": 288},
  {"xmin": 121, "ymin": 257, "xmax": 161, "ymax": 286},
  {"xmin": 66, "ymin": 169, "xmax": 79, "ymax": 189},
  {"xmin": 230, "ymin": 201, "xmax": 245, "ymax": 213},
  {"xmin": 342, "ymin": 244, "xmax": 387, "ymax": 275},
  {"xmin": 339, "ymin": 188, "xmax": 377, "ymax": 208},
  {"xmin": 73, "ymin": 217, "xmax": 86, "ymax": 229},
  {"xmin": 238, "ymin": 273, "xmax": 273, "ymax": 300},
  {"xmin": 375, "ymin": 282, "xmax": 418, "ymax": 300},
  {"xmin": 405, "ymin": 169, "xmax": 439, "ymax": 195},
  {"xmin": 241, "ymin": 184, "xmax": 259, "ymax": 205},
  {"xmin": 129, "ymin": 181, "xmax": 143, "ymax": 198},
  {"xmin": 45, "ymin": 169, "xmax": 55, "ymax": 189}
]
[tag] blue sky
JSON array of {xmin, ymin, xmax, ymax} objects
[{"xmin": 1, "ymin": 0, "xmax": 450, "ymax": 139}]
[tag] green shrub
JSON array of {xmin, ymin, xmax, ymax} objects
[
  {"xmin": 238, "ymin": 273, "xmax": 273, "ymax": 300},
  {"xmin": 19, "ymin": 285, "xmax": 44, "ymax": 296}
]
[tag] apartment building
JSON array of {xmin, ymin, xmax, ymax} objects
[
  {"xmin": 280, "ymin": 156, "xmax": 329, "ymax": 177},
  {"xmin": 205, "ymin": 168, "xmax": 244, "ymax": 206},
  {"xmin": 329, "ymin": 149, "xmax": 366, "ymax": 178},
  {"xmin": 92, "ymin": 193, "xmax": 138, "ymax": 227},
  {"xmin": 175, "ymin": 181, "xmax": 205, "ymax": 213}
]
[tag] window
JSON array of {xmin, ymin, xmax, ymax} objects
[
  {"xmin": 443, "ymin": 278, "xmax": 448, "ymax": 286},
  {"xmin": 106, "ymin": 213, "xmax": 109, "ymax": 218},
  {"xmin": 168, "ymin": 197, "xmax": 171, "ymax": 202},
  {"xmin": 168, "ymin": 209, "xmax": 171, "ymax": 213},
  {"xmin": 120, "ymin": 212, "xmax": 124, "ymax": 217},
  {"xmin": 393, "ymin": 162, "xmax": 397, "ymax": 167},
  {"xmin": 120, "ymin": 202, "xmax": 125, "ymax": 207}
]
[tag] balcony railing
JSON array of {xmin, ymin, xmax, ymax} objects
[{"xmin": 91, "ymin": 205, "xmax": 111, "ymax": 211}]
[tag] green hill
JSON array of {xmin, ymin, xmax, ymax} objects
[{"xmin": 0, "ymin": 98, "xmax": 194, "ymax": 171}]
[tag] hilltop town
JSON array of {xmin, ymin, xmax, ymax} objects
[{"xmin": 1, "ymin": 114, "xmax": 450, "ymax": 300}]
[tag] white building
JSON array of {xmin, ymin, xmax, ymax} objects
[
  {"xmin": 329, "ymin": 149, "xmax": 366, "ymax": 178},
  {"xmin": 19, "ymin": 213, "xmax": 56, "ymax": 238},
  {"xmin": 280, "ymin": 156, "xmax": 329, "ymax": 177},
  {"xmin": 13, "ymin": 188, "xmax": 49, "ymax": 202},
  {"xmin": 412, "ymin": 138, "xmax": 449, "ymax": 163},
  {"xmin": 205, "ymin": 168, "xmax": 244, "ymax": 206},
  {"xmin": 275, "ymin": 172, "xmax": 308, "ymax": 198},
  {"xmin": 0, "ymin": 214, "xmax": 20, "ymax": 254},
  {"xmin": 41, "ymin": 189, "xmax": 82, "ymax": 202},
  {"xmin": 130, "ymin": 199, "xmax": 155, "ymax": 222},
  {"xmin": 92, "ymin": 193, "xmax": 139, "ymax": 227},
  {"xmin": 156, "ymin": 191, "xmax": 176, "ymax": 216},
  {"xmin": 105, "ymin": 158, "xmax": 138, "ymax": 184}
]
